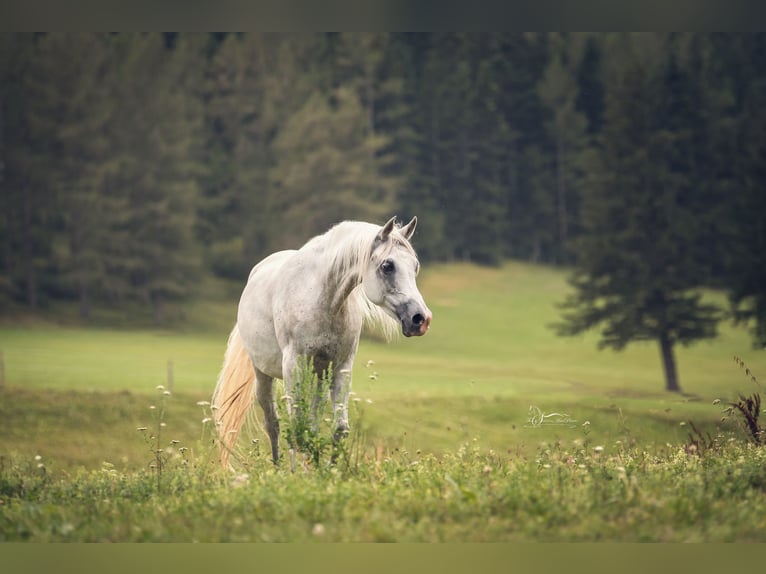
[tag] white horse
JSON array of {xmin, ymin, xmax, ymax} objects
[{"xmin": 212, "ymin": 216, "xmax": 432, "ymax": 466}]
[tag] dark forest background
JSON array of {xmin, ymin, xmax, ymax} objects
[{"xmin": 1, "ymin": 33, "xmax": 764, "ymax": 359}]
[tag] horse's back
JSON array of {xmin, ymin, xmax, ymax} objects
[{"xmin": 246, "ymin": 249, "xmax": 296, "ymax": 282}]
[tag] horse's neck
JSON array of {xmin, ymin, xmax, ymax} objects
[{"xmin": 318, "ymin": 232, "xmax": 370, "ymax": 312}]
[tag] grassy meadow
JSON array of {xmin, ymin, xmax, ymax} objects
[{"xmin": 1, "ymin": 261, "xmax": 765, "ymax": 541}]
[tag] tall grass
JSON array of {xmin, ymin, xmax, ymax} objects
[{"xmin": 3, "ymin": 427, "xmax": 766, "ymax": 541}]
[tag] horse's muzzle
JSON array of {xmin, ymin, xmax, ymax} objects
[{"xmin": 400, "ymin": 305, "xmax": 432, "ymax": 337}]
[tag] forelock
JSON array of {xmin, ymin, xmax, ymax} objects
[{"xmin": 372, "ymin": 229, "xmax": 417, "ymax": 262}]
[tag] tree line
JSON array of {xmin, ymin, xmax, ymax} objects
[{"xmin": 0, "ymin": 33, "xmax": 764, "ymax": 388}]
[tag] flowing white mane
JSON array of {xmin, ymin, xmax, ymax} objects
[{"xmin": 305, "ymin": 220, "xmax": 416, "ymax": 341}]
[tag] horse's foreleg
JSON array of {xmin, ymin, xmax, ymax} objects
[
  {"xmin": 331, "ymin": 366, "xmax": 352, "ymax": 443},
  {"xmin": 255, "ymin": 368, "xmax": 280, "ymax": 464}
]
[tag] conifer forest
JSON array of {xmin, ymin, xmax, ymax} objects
[{"xmin": 1, "ymin": 33, "xmax": 764, "ymax": 365}]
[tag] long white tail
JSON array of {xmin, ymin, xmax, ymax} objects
[{"xmin": 211, "ymin": 325, "xmax": 256, "ymax": 468}]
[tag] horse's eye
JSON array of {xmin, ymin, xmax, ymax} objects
[{"xmin": 380, "ymin": 259, "xmax": 395, "ymax": 275}]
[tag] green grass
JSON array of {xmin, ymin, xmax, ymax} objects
[
  {"xmin": 0, "ymin": 327, "xmax": 227, "ymax": 394},
  {"xmin": 1, "ymin": 260, "xmax": 765, "ymax": 541},
  {"xmin": 3, "ymin": 428, "xmax": 766, "ymax": 542}
]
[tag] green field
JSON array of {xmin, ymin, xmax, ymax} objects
[{"xmin": 1, "ymin": 261, "xmax": 765, "ymax": 541}]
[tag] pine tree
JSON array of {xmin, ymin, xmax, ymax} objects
[
  {"xmin": 109, "ymin": 33, "xmax": 205, "ymax": 325},
  {"xmin": 497, "ymin": 33, "xmax": 554, "ymax": 262},
  {"xmin": 554, "ymin": 34, "xmax": 722, "ymax": 393},
  {"xmin": 336, "ymin": 33, "xmax": 414, "ymax": 226},
  {"xmin": 372, "ymin": 34, "xmax": 435, "ymax": 256},
  {"xmin": 462, "ymin": 35, "xmax": 513, "ymax": 265},
  {"xmin": 22, "ymin": 33, "xmax": 118, "ymax": 319},
  {"xmin": 198, "ymin": 33, "xmax": 249, "ymax": 278},
  {"xmin": 575, "ymin": 34, "xmax": 605, "ymax": 136},
  {"xmin": 414, "ymin": 34, "xmax": 514, "ymax": 264},
  {"xmin": 407, "ymin": 33, "xmax": 457, "ymax": 260},
  {"xmin": 727, "ymin": 37, "xmax": 766, "ymax": 347},
  {"xmin": 0, "ymin": 34, "xmax": 37, "ymax": 307},
  {"xmin": 269, "ymin": 83, "xmax": 398, "ymax": 246},
  {"xmin": 426, "ymin": 34, "xmax": 473, "ymax": 260},
  {"xmin": 516, "ymin": 144, "xmax": 556, "ymax": 262},
  {"xmin": 0, "ymin": 34, "xmax": 64, "ymax": 310},
  {"xmin": 537, "ymin": 33, "xmax": 589, "ymax": 264},
  {"xmin": 201, "ymin": 33, "xmax": 323, "ymax": 270}
]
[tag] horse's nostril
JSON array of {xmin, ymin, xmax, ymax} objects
[{"xmin": 412, "ymin": 313, "xmax": 425, "ymax": 326}]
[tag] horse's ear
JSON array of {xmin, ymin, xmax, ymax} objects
[
  {"xmin": 400, "ymin": 216, "xmax": 417, "ymax": 240},
  {"xmin": 378, "ymin": 216, "xmax": 397, "ymax": 241}
]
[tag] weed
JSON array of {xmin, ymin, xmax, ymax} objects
[
  {"xmin": 278, "ymin": 357, "xmax": 337, "ymax": 470},
  {"xmin": 686, "ymin": 356, "xmax": 764, "ymax": 453},
  {"xmin": 270, "ymin": 357, "xmax": 374, "ymax": 475},
  {"xmin": 334, "ymin": 397, "xmax": 370, "ymax": 477},
  {"xmin": 726, "ymin": 356, "xmax": 764, "ymax": 445},
  {"xmin": 726, "ymin": 393, "xmax": 763, "ymax": 445},
  {"xmin": 137, "ymin": 385, "xmax": 190, "ymax": 492},
  {"xmin": 685, "ymin": 420, "xmax": 716, "ymax": 455},
  {"xmin": 734, "ymin": 355, "xmax": 762, "ymax": 388}
]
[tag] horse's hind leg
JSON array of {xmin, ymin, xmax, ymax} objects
[{"xmin": 255, "ymin": 368, "xmax": 280, "ymax": 464}]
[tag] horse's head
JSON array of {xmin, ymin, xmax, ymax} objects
[{"xmin": 363, "ymin": 216, "xmax": 432, "ymax": 337}]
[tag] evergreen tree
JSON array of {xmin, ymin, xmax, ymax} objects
[
  {"xmin": 462, "ymin": 35, "xmax": 514, "ymax": 265},
  {"xmin": 575, "ymin": 34, "xmax": 605, "ymax": 136},
  {"xmin": 198, "ymin": 33, "xmax": 250, "ymax": 278},
  {"xmin": 537, "ymin": 33, "xmax": 589, "ymax": 264},
  {"xmin": 0, "ymin": 34, "xmax": 64, "ymax": 310},
  {"xmin": 336, "ymin": 33, "xmax": 418, "ymax": 231},
  {"xmin": 373, "ymin": 34, "xmax": 435, "ymax": 256},
  {"xmin": 201, "ymin": 33, "xmax": 321, "ymax": 270},
  {"xmin": 515, "ymin": 144, "xmax": 556, "ymax": 263},
  {"xmin": 554, "ymin": 34, "xmax": 722, "ymax": 393},
  {"xmin": 415, "ymin": 34, "xmax": 516, "ymax": 264},
  {"xmin": 405, "ymin": 33, "xmax": 454, "ymax": 261},
  {"xmin": 109, "ymin": 33, "xmax": 205, "ymax": 325},
  {"xmin": 0, "ymin": 34, "xmax": 38, "ymax": 307},
  {"xmin": 498, "ymin": 33, "xmax": 554, "ymax": 262},
  {"xmin": 269, "ymin": 84, "xmax": 398, "ymax": 246},
  {"xmin": 23, "ymin": 33, "xmax": 117, "ymax": 319},
  {"xmin": 727, "ymin": 62, "xmax": 766, "ymax": 347}
]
